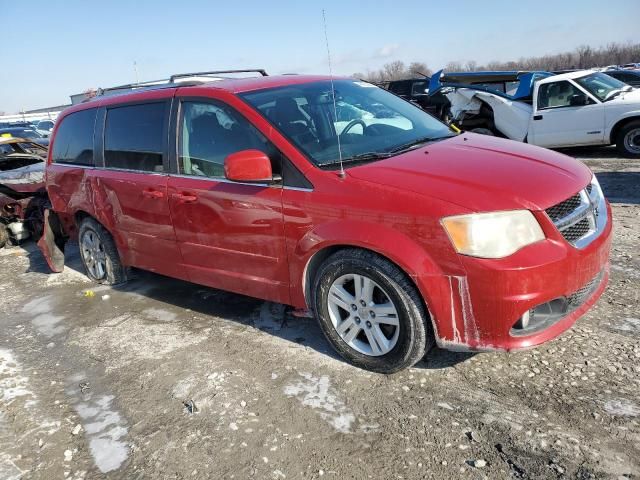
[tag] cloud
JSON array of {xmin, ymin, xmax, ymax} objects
[{"xmin": 375, "ymin": 44, "xmax": 400, "ymax": 58}]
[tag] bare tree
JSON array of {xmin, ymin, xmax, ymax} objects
[
  {"xmin": 354, "ymin": 42, "xmax": 640, "ymax": 81},
  {"xmin": 408, "ymin": 62, "xmax": 431, "ymax": 77}
]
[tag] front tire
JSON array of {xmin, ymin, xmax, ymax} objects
[
  {"xmin": 313, "ymin": 249, "xmax": 434, "ymax": 373},
  {"xmin": 616, "ymin": 120, "xmax": 640, "ymax": 157},
  {"xmin": 78, "ymin": 218, "xmax": 127, "ymax": 285}
]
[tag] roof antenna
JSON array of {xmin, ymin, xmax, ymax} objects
[{"xmin": 322, "ymin": 9, "xmax": 345, "ymax": 178}]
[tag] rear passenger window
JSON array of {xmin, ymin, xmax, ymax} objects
[
  {"xmin": 52, "ymin": 109, "xmax": 97, "ymax": 166},
  {"xmin": 104, "ymin": 103, "xmax": 166, "ymax": 172}
]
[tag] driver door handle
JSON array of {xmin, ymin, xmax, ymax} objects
[
  {"xmin": 171, "ymin": 192, "xmax": 198, "ymax": 203},
  {"xmin": 533, "ymin": 114, "xmax": 543, "ymax": 120},
  {"xmin": 142, "ymin": 189, "xmax": 165, "ymax": 199}
]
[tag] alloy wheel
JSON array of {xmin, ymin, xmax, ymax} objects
[
  {"xmin": 327, "ymin": 273, "xmax": 400, "ymax": 356},
  {"xmin": 81, "ymin": 230, "xmax": 107, "ymax": 279}
]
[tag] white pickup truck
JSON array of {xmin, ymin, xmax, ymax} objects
[{"xmin": 443, "ymin": 70, "xmax": 640, "ymax": 157}]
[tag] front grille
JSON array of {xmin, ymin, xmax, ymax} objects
[
  {"xmin": 545, "ymin": 180, "xmax": 606, "ymax": 248},
  {"xmin": 562, "ymin": 217, "xmax": 591, "ymax": 243},
  {"xmin": 546, "ymin": 193, "xmax": 581, "ymax": 222}
]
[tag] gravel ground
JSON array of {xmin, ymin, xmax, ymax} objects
[{"xmin": 0, "ymin": 146, "xmax": 638, "ymax": 480}]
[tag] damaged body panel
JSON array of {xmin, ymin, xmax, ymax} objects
[
  {"xmin": 0, "ymin": 138, "xmax": 48, "ymax": 247},
  {"xmin": 431, "ymin": 69, "xmax": 640, "ymax": 157}
]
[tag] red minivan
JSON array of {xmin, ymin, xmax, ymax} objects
[{"xmin": 40, "ymin": 71, "xmax": 612, "ymax": 372}]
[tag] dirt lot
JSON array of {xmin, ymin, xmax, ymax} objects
[{"xmin": 0, "ymin": 147, "xmax": 638, "ymax": 480}]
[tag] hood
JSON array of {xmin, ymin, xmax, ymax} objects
[
  {"xmin": 348, "ymin": 134, "xmax": 592, "ymax": 212},
  {"xmin": 609, "ymin": 87, "xmax": 640, "ymax": 104},
  {"xmin": 0, "ymin": 162, "xmax": 45, "ymax": 193}
]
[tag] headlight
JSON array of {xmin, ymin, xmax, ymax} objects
[{"xmin": 441, "ymin": 210, "xmax": 545, "ymax": 258}]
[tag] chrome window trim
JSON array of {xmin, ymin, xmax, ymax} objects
[{"xmin": 168, "ymin": 173, "xmax": 271, "ymax": 188}]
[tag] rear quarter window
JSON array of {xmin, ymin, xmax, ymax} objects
[
  {"xmin": 104, "ymin": 102, "xmax": 167, "ymax": 172},
  {"xmin": 52, "ymin": 109, "xmax": 97, "ymax": 166}
]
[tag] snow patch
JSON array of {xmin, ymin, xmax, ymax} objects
[
  {"xmin": 284, "ymin": 373, "xmax": 356, "ymax": 433},
  {"xmin": 74, "ymin": 394, "xmax": 129, "ymax": 473},
  {"xmin": 0, "ymin": 349, "xmax": 36, "ymax": 406},
  {"xmin": 604, "ymin": 399, "xmax": 640, "ymax": 417},
  {"xmin": 612, "ymin": 317, "xmax": 640, "ymax": 333}
]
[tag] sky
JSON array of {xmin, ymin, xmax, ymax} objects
[{"xmin": 1, "ymin": 0, "xmax": 638, "ymax": 113}]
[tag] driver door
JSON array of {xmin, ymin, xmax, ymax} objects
[
  {"xmin": 166, "ymin": 97, "xmax": 290, "ymax": 305},
  {"xmin": 529, "ymin": 80, "xmax": 605, "ymax": 147}
]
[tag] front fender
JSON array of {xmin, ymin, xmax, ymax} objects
[
  {"xmin": 289, "ymin": 219, "xmax": 465, "ymax": 330},
  {"xmin": 606, "ymin": 110, "xmax": 640, "ymax": 142}
]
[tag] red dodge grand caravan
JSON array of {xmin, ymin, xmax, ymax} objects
[{"xmin": 40, "ymin": 71, "xmax": 612, "ymax": 372}]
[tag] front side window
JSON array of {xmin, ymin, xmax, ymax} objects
[
  {"xmin": 38, "ymin": 121, "xmax": 54, "ymax": 130},
  {"xmin": 104, "ymin": 102, "xmax": 166, "ymax": 172},
  {"xmin": 241, "ymin": 80, "xmax": 454, "ymax": 168},
  {"xmin": 537, "ymin": 81, "xmax": 590, "ymax": 109},
  {"xmin": 52, "ymin": 109, "xmax": 97, "ymax": 166},
  {"xmin": 179, "ymin": 101, "xmax": 279, "ymax": 179},
  {"xmin": 575, "ymin": 72, "xmax": 628, "ymax": 102}
]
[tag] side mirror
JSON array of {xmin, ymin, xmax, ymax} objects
[
  {"xmin": 224, "ymin": 149, "xmax": 274, "ymax": 183},
  {"xmin": 569, "ymin": 94, "xmax": 588, "ymax": 106}
]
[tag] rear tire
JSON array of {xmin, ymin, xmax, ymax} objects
[
  {"xmin": 616, "ymin": 120, "xmax": 640, "ymax": 157},
  {"xmin": 313, "ymin": 249, "xmax": 434, "ymax": 373},
  {"xmin": 78, "ymin": 218, "xmax": 127, "ymax": 285}
]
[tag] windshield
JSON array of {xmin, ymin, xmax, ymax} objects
[
  {"xmin": 241, "ymin": 79, "xmax": 454, "ymax": 167},
  {"xmin": 575, "ymin": 72, "xmax": 628, "ymax": 101},
  {"xmin": 0, "ymin": 128, "xmax": 42, "ymax": 139}
]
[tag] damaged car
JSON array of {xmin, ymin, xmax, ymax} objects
[
  {"xmin": 38, "ymin": 71, "xmax": 611, "ymax": 373},
  {"xmin": 0, "ymin": 137, "xmax": 48, "ymax": 248},
  {"xmin": 430, "ymin": 69, "xmax": 640, "ymax": 157}
]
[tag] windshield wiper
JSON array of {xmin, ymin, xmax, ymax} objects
[
  {"xmin": 319, "ymin": 151, "xmax": 395, "ymax": 168},
  {"xmin": 388, "ymin": 135, "xmax": 454, "ymax": 153},
  {"xmin": 604, "ymin": 89, "xmax": 625, "ymax": 101}
]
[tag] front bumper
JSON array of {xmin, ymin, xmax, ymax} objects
[{"xmin": 428, "ymin": 201, "xmax": 612, "ymax": 352}]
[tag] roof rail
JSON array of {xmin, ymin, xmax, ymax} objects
[
  {"xmin": 169, "ymin": 69, "xmax": 268, "ymax": 82},
  {"xmin": 95, "ymin": 69, "xmax": 268, "ymax": 97}
]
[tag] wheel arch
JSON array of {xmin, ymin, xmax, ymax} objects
[
  {"xmin": 297, "ymin": 222, "xmax": 459, "ymax": 319},
  {"xmin": 610, "ymin": 115, "xmax": 640, "ymax": 144},
  {"xmin": 303, "ymin": 242, "xmax": 436, "ymax": 329}
]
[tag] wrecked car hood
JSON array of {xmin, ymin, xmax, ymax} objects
[
  {"xmin": 0, "ymin": 162, "xmax": 45, "ymax": 193},
  {"xmin": 446, "ymin": 89, "xmax": 532, "ymax": 141},
  {"xmin": 348, "ymin": 134, "xmax": 592, "ymax": 212}
]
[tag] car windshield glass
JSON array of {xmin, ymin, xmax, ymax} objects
[
  {"xmin": 575, "ymin": 72, "xmax": 628, "ymax": 101},
  {"xmin": 241, "ymin": 79, "xmax": 454, "ymax": 168}
]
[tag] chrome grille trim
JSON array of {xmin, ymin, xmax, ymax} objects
[{"xmin": 545, "ymin": 177, "xmax": 607, "ymax": 249}]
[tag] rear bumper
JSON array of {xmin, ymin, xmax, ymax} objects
[{"xmin": 428, "ymin": 202, "xmax": 612, "ymax": 352}]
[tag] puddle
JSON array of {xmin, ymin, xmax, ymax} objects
[
  {"xmin": 22, "ymin": 296, "xmax": 66, "ymax": 337},
  {"xmin": 284, "ymin": 373, "xmax": 356, "ymax": 433},
  {"xmin": 143, "ymin": 307, "xmax": 178, "ymax": 323}
]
